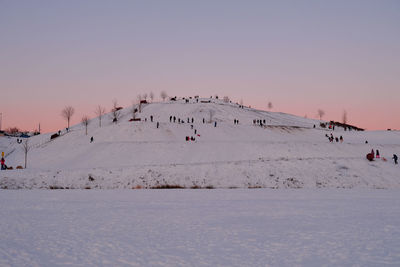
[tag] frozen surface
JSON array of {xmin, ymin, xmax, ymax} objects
[{"xmin": 1, "ymin": 189, "xmax": 400, "ymax": 266}]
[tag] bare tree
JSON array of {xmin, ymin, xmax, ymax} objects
[
  {"xmin": 81, "ymin": 115, "xmax": 90, "ymax": 135},
  {"xmin": 160, "ymin": 91, "xmax": 168, "ymax": 101},
  {"xmin": 143, "ymin": 93, "xmax": 148, "ymax": 101},
  {"xmin": 61, "ymin": 106, "xmax": 74, "ymax": 130},
  {"xmin": 317, "ymin": 109, "xmax": 325, "ymax": 120},
  {"xmin": 149, "ymin": 92, "xmax": 154, "ymax": 102},
  {"xmin": 111, "ymin": 99, "xmax": 122, "ymax": 123},
  {"xmin": 268, "ymin": 102, "xmax": 273, "ymax": 110},
  {"xmin": 95, "ymin": 105, "xmax": 106, "ymax": 127},
  {"xmin": 240, "ymin": 99, "xmax": 244, "ymax": 106},
  {"xmin": 342, "ymin": 110, "xmax": 347, "ymax": 124},
  {"xmin": 21, "ymin": 139, "xmax": 30, "ymax": 169},
  {"xmin": 130, "ymin": 101, "xmax": 137, "ymax": 120},
  {"xmin": 137, "ymin": 94, "xmax": 143, "ymax": 113},
  {"xmin": 223, "ymin": 96, "xmax": 230, "ymax": 103},
  {"xmin": 208, "ymin": 109, "xmax": 215, "ymax": 123}
]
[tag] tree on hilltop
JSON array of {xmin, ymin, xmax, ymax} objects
[
  {"xmin": 21, "ymin": 139, "xmax": 30, "ymax": 169},
  {"xmin": 317, "ymin": 109, "xmax": 325, "ymax": 120},
  {"xmin": 111, "ymin": 99, "xmax": 122, "ymax": 123},
  {"xmin": 61, "ymin": 106, "xmax": 74, "ymax": 130},
  {"xmin": 342, "ymin": 110, "xmax": 347, "ymax": 124},
  {"xmin": 95, "ymin": 105, "xmax": 106, "ymax": 127},
  {"xmin": 160, "ymin": 91, "xmax": 168, "ymax": 101},
  {"xmin": 81, "ymin": 115, "xmax": 90, "ymax": 135}
]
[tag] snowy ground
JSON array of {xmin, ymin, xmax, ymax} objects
[
  {"xmin": 1, "ymin": 99, "xmax": 399, "ymax": 189},
  {"xmin": 1, "ymin": 189, "xmax": 400, "ymax": 266}
]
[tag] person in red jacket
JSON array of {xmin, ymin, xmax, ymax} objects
[{"xmin": 1, "ymin": 157, "xmax": 5, "ymax": 170}]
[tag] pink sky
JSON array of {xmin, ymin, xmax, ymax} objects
[{"xmin": 1, "ymin": 1, "xmax": 399, "ymax": 133}]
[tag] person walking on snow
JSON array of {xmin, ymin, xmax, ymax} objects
[
  {"xmin": 393, "ymin": 154, "xmax": 398, "ymax": 164},
  {"xmin": 376, "ymin": 150, "xmax": 380, "ymax": 158}
]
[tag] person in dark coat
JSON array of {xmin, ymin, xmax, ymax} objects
[
  {"xmin": 157, "ymin": 122, "xmax": 159, "ymax": 128},
  {"xmin": 90, "ymin": 136, "xmax": 94, "ymax": 143},
  {"xmin": 170, "ymin": 116, "xmax": 172, "ymax": 122},
  {"xmin": 150, "ymin": 115, "xmax": 153, "ymax": 122},
  {"xmin": 393, "ymin": 154, "xmax": 398, "ymax": 164},
  {"xmin": 376, "ymin": 150, "xmax": 380, "ymax": 158},
  {"xmin": 214, "ymin": 121, "xmax": 217, "ymax": 127}
]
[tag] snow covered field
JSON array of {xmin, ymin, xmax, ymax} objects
[
  {"xmin": 1, "ymin": 99, "xmax": 399, "ymax": 189},
  {"xmin": 1, "ymin": 189, "xmax": 400, "ymax": 266}
]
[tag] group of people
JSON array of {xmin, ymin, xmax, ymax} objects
[
  {"xmin": 253, "ymin": 119, "xmax": 266, "ymax": 127},
  {"xmin": 325, "ymin": 133, "xmax": 343, "ymax": 143},
  {"xmin": 233, "ymin": 119, "xmax": 239, "ymax": 124},
  {"xmin": 367, "ymin": 149, "xmax": 398, "ymax": 164},
  {"xmin": 169, "ymin": 116, "xmax": 195, "ymax": 124}
]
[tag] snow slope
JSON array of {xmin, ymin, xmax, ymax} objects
[{"xmin": 1, "ymin": 98, "xmax": 399, "ymax": 189}]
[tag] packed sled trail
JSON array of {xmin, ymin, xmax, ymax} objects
[{"xmin": 1, "ymin": 98, "xmax": 399, "ymax": 189}]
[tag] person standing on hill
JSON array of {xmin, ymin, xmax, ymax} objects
[
  {"xmin": 393, "ymin": 154, "xmax": 398, "ymax": 164},
  {"xmin": 1, "ymin": 157, "xmax": 5, "ymax": 170}
]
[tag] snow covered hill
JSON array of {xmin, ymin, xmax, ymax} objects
[{"xmin": 1, "ymin": 98, "xmax": 399, "ymax": 189}]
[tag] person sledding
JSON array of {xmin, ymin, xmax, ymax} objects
[{"xmin": 366, "ymin": 149, "xmax": 375, "ymax": 161}]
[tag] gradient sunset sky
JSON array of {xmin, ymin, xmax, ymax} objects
[{"xmin": 1, "ymin": 0, "xmax": 399, "ymax": 132}]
